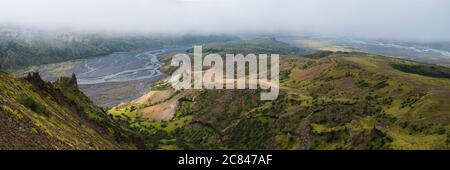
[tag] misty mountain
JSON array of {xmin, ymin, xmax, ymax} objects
[{"xmin": 0, "ymin": 26, "xmax": 238, "ymax": 70}]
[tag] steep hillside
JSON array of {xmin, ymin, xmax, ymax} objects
[
  {"xmin": 109, "ymin": 40, "xmax": 450, "ymax": 150},
  {"xmin": 0, "ymin": 72, "xmax": 142, "ymax": 149}
]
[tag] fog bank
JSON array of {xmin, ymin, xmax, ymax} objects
[{"xmin": 0, "ymin": 0, "xmax": 449, "ymax": 41}]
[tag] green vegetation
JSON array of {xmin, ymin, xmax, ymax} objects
[
  {"xmin": 391, "ymin": 63, "xmax": 450, "ymax": 79},
  {"xmin": 189, "ymin": 37, "xmax": 309, "ymax": 55},
  {"xmin": 18, "ymin": 96, "xmax": 49, "ymax": 117},
  {"xmin": 108, "ymin": 39, "xmax": 450, "ymax": 150},
  {"xmin": 151, "ymin": 81, "xmax": 171, "ymax": 91},
  {"xmin": 2, "ymin": 37, "xmax": 449, "ymax": 150},
  {"xmin": 0, "ymin": 72, "xmax": 141, "ymax": 149},
  {"xmin": 303, "ymin": 50, "xmax": 336, "ymax": 59},
  {"xmin": 107, "ymin": 99, "xmax": 194, "ymax": 149}
]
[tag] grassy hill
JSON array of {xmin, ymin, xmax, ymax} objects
[
  {"xmin": 0, "ymin": 72, "xmax": 142, "ymax": 149},
  {"xmin": 108, "ymin": 39, "xmax": 450, "ymax": 150}
]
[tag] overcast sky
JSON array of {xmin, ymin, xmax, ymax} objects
[{"xmin": 0, "ymin": 0, "xmax": 449, "ymax": 41}]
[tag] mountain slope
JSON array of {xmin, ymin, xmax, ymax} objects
[
  {"xmin": 109, "ymin": 39, "xmax": 450, "ymax": 150},
  {"xmin": 190, "ymin": 37, "xmax": 310, "ymax": 55},
  {"xmin": 0, "ymin": 72, "xmax": 142, "ymax": 149}
]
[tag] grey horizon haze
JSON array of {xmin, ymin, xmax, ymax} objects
[{"xmin": 0, "ymin": 0, "xmax": 449, "ymax": 41}]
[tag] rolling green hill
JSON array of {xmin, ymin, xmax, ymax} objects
[{"xmin": 109, "ymin": 38, "xmax": 450, "ymax": 150}]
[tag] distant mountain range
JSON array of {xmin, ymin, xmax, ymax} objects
[{"xmin": 0, "ymin": 25, "xmax": 238, "ymax": 70}]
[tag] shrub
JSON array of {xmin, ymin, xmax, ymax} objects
[{"xmin": 19, "ymin": 96, "xmax": 49, "ymax": 117}]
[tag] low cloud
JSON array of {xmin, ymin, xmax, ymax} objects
[{"xmin": 0, "ymin": 0, "xmax": 449, "ymax": 40}]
